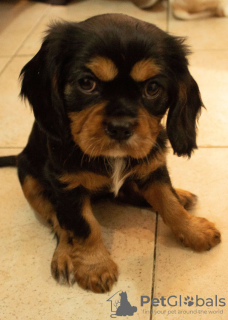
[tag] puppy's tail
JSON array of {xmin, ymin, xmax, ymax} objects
[{"xmin": 0, "ymin": 155, "xmax": 17, "ymax": 167}]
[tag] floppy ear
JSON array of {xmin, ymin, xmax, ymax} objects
[
  {"xmin": 166, "ymin": 70, "xmax": 203, "ymax": 157},
  {"xmin": 20, "ymin": 33, "xmax": 67, "ymax": 140}
]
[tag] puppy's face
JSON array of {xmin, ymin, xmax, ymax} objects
[
  {"xmin": 66, "ymin": 55, "xmax": 165, "ymax": 159},
  {"xmin": 20, "ymin": 14, "xmax": 203, "ymax": 158}
]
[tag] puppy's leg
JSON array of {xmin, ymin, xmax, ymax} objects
[
  {"xmin": 138, "ymin": 167, "xmax": 221, "ymax": 251},
  {"xmin": 118, "ymin": 181, "xmax": 197, "ymax": 210},
  {"xmin": 21, "ymin": 175, "xmax": 58, "ymax": 227},
  {"xmin": 21, "ymin": 175, "xmax": 118, "ymax": 292},
  {"xmin": 55, "ymin": 189, "xmax": 118, "ymax": 293},
  {"xmin": 21, "ymin": 175, "xmax": 76, "ymax": 285}
]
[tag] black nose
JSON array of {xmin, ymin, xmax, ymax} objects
[{"xmin": 105, "ymin": 119, "xmax": 134, "ymax": 141}]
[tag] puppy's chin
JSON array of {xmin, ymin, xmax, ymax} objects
[
  {"xmin": 100, "ymin": 134, "xmax": 157, "ymax": 159},
  {"xmin": 95, "ymin": 141, "xmax": 130, "ymax": 158},
  {"xmin": 101, "ymin": 148, "xmax": 128, "ymax": 158}
]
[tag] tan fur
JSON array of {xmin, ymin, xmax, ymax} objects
[
  {"xmin": 130, "ymin": 59, "xmax": 161, "ymax": 82},
  {"xmin": 59, "ymin": 172, "xmax": 110, "ymax": 191},
  {"xmin": 127, "ymin": 108, "xmax": 162, "ymax": 159},
  {"xmin": 175, "ymin": 188, "xmax": 198, "ymax": 209},
  {"xmin": 51, "ymin": 198, "xmax": 118, "ymax": 292},
  {"xmin": 22, "ymin": 175, "xmax": 56, "ymax": 225},
  {"xmin": 118, "ymin": 182, "xmax": 198, "ymax": 209},
  {"xmin": 86, "ymin": 56, "xmax": 118, "ymax": 82},
  {"xmin": 141, "ymin": 183, "xmax": 221, "ymax": 251},
  {"xmin": 68, "ymin": 102, "xmax": 108, "ymax": 157},
  {"xmin": 69, "ymin": 105, "xmax": 163, "ymax": 159},
  {"xmin": 69, "ymin": 197, "xmax": 118, "ymax": 292},
  {"xmin": 60, "ymin": 146, "xmax": 165, "ymax": 197}
]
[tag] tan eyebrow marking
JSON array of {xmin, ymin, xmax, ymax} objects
[
  {"xmin": 130, "ymin": 59, "xmax": 160, "ymax": 82},
  {"xmin": 86, "ymin": 56, "xmax": 118, "ymax": 82}
]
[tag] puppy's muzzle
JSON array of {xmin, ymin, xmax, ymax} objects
[{"xmin": 104, "ymin": 118, "xmax": 136, "ymax": 141}]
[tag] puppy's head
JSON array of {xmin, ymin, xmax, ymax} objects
[{"xmin": 20, "ymin": 14, "xmax": 202, "ymax": 158}]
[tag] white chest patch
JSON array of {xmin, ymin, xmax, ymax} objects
[{"xmin": 111, "ymin": 158, "xmax": 127, "ymax": 196}]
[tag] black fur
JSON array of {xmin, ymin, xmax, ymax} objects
[
  {"xmin": 136, "ymin": 165, "xmax": 171, "ymax": 189},
  {"xmin": 0, "ymin": 156, "xmax": 17, "ymax": 167}
]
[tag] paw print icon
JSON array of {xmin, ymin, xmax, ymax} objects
[{"xmin": 184, "ymin": 296, "xmax": 194, "ymax": 307}]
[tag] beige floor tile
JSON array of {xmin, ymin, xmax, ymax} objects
[
  {"xmin": 152, "ymin": 148, "xmax": 228, "ymax": 320},
  {"xmin": 49, "ymin": 0, "xmax": 167, "ymax": 24},
  {"xmin": 0, "ymin": 56, "xmax": 34, "ymax": 148},
  {"xmin": 168, "ymin": 15, "xmax": 228, "ymax": 51},
  {"xmin": 18, "ymin": 0, "xmax": 167, "ymax": 55},
  {"xmin": 0, "ymin": 148, "xmax": 155, "ymax": 320},
  {"xmin": 188, "ymin": 51, "xmax": 228, "ymax": 147},
  {"xmin": 0, "ymin": 1, "xmax": 49, "ymax": 56}
]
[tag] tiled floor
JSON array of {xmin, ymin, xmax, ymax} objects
[{"xmin": 0, "ymin": 1, "xmax": 227, "ymax": 319}]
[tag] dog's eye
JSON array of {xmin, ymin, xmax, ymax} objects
[
  {"xmin": 78, "ymin": 77, "xmax": 97, "ymax": 93},
  {"xmin": 144, "ymin": 80, "xmax": 160, "ymax": 99}
]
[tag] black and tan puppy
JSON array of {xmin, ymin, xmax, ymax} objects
[{"xmin": 0, "ymin": 14, "xmax": 221, "ymax": 293}]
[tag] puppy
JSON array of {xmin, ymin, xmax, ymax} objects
[{"xmin": 0, "ymin": 14, "xmax": 221, "ymax": 293}]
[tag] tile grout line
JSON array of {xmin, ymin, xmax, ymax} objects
[
  {"xmin": 150, "ymin": 212, "xmax": 159, "ymax": 320},
  {"xmin": 0, "ymin": 5, "xmax": 51, "ymax": 77}
]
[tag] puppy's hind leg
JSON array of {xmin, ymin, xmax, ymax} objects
[
  {"xmin": 21, "ymin": 175, "xmax": 57, "ymax": 227},
  {"xmin": 21, "ymin": 175, "xmax": 76, "ymax": 285},
  {"xmin": 175, "ymin": 188, "xmax": 198, "ymax": 210}
]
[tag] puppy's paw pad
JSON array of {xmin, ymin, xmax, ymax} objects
[
  {"xmin": 75, "ymin": 258, "xmax": 118, "ymax": 293},
  {"xmin": 51, "ymin": 251, "xmax": 75, "ymax": 285}
]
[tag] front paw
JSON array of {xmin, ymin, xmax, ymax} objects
[
  {"xmin": 51, "ymin": 246, "xmax": 76, "ymax": 285},
  {"xmin": 175, "ymin": 216, "xmax": 221, "ymax": 251},
  {"xmin": 73, "ymin": 249, "xmax": 118, "ymax": 293},
  {"xmin": 51, "ymin": 242, "xmax": 118, "ymax": 292}
]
